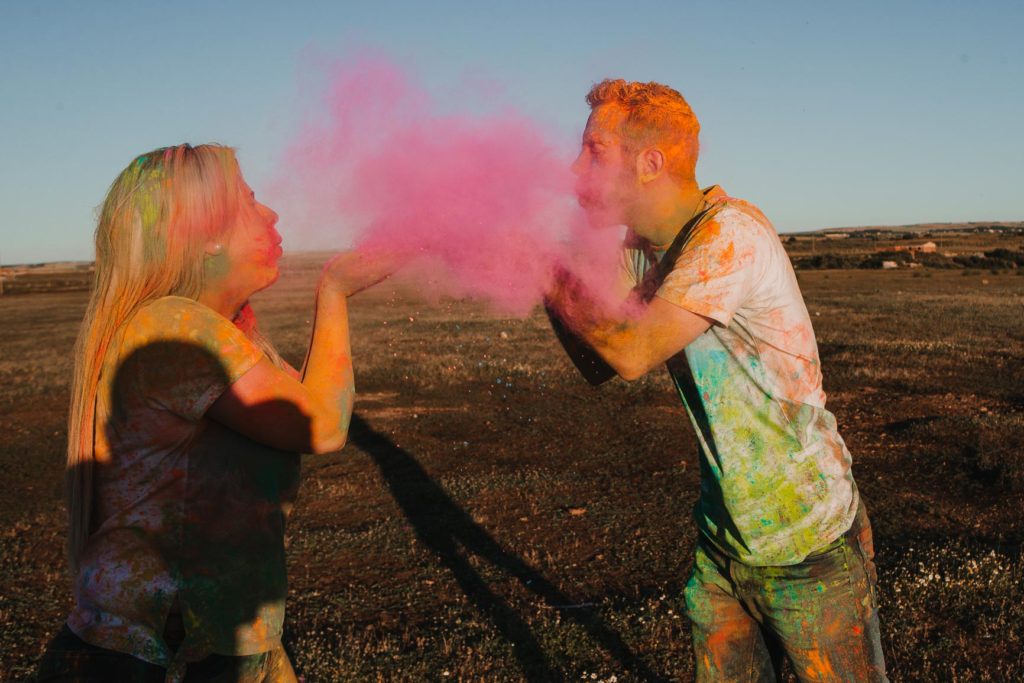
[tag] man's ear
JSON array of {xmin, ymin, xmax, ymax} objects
[{"xmin": 636, "ymin": 147, "xmax": 666, "ymax": 184}]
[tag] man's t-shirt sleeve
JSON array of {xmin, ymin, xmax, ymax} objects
[
  {"xmin": 125, "ymin": 297, "xmax": 265, "ymax": 422},
  {"xmin": 618, "ymin": 244, "xmax": 642, "ymax": 290},
  {"xmin": 655, "ymin": 209, "xmax": 762, "ymax": 327}
]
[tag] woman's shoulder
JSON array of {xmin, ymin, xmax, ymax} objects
[
  {"xmin": 104, "ymin": 296, "xmax": 262, "ymax": 424},
  {"xmin": 129, "ymin": 296, "xmax": 232, "ymax": 334},
  {"xmin": 117, "ymin": 296, "xmax": 264, "ymax": 414},
  {"xmin": 136, "ymin": 295, "xmax": 222, "ymax": 321},
  {"xmin": 121, "ymin": 296, "xmax": 247, "ymax": 357}
]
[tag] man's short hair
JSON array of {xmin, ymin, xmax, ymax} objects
[{"xmin": 586, "ymin": 79, "xmax": 700, "ymax": 182}]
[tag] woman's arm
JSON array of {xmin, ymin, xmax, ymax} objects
[{"xmin": 206, "ymin": 252, "xmax": 394, "ymax": 454}]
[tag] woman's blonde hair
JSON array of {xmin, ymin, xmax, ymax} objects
[{"xmin": 67, "ymin": 143, "xmax": 279, "ymax": 570}]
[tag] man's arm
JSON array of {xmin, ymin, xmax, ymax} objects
[{"xmin": 544, "ymin": 266, "xmax": 713, "ymax": 381}]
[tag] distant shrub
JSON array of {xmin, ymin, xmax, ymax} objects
[
  {"xmin": 790, "ymin": 253, "xmax": 862, "ymax": 270},
  {"xmin": 916, "ymin": 252, "xmax": 958, "ymax": 269},
  {"xmin": 953, "ymin": 250, "xmax": 1021, "ymax": 270},
  {"xmin": 895, "ymin": 414, "xmax": 1024, "ymax": 492},
  {"xmin": 973, "ymin": 413, "xmax": 1024, "ymax": 492},
  {"xmin": 984, "ymin": 248, "xmax": 1024, "ymax": 266},
  {"xmin": 986, "ymin": 247, "xmax": 1024, "ymax": 260},
  {"xmin": 861, "ymin": 251, "xmax": 913, "ymax": 269},
  {"xmin": 789, "ymin": 244, "xmax": 1018, "ymax": 271}
]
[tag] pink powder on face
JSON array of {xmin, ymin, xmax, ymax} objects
[{"xmin": 281, "ymin": 56, "xmax": 625, "ymax": 316}]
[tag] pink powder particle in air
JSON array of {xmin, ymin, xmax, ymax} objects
[{"xmin": 282, "ymin": 56, "xmax": 623, "ymax": 316}]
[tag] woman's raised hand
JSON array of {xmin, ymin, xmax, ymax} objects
[{"xmin": 320, "ymin": 247, "xmax": 407, "ymax": 297}]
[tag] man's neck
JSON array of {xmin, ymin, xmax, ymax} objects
[{"xmin": 635, "ymin": 183, "xmax": 706, "ymax": 249}]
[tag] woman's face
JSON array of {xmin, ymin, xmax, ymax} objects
[{"xmin": 209, "ymin": 178, "xmax": 283, "ymax": 304}]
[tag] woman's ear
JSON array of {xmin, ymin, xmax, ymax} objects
[{"xmin": 204, "ymin": 241, "xmax": 224, "ymax": 257}]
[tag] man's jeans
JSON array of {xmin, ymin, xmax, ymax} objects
[{"xmin": 684, "ymin": 503, "xmax": 888, "ymax": 682}]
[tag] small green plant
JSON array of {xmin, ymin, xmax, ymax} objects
[{"xmin": 973, "ymin": 413, "xmax": 1024, "ymax": 491}]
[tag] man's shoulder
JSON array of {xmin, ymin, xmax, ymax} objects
[
  {"xmin": 703, "ymin": 187, "xmax": 773, "ymax": 232},
  {"xmin": 687, "ymin": 192, "xmax": 780, "ymax": 261},
  {"xmin": 690, "ymin": 204, "xmax": 772, "ymax": 249}
]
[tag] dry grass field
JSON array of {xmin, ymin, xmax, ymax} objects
[{"xmin": 1, "ymin": 250, "xmax": 1022, "ymax": 681}]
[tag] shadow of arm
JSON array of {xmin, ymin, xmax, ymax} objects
[{"xmin": 543, "ymin": 303, "xmax": 616, "ymax": 386}]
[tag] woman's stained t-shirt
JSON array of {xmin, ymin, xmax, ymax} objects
[
  {"xmin": 622, "ymin": 186, "xmax": 858, "ymax": 566},
  {"xmin": 67, "ymin": 296, "xmax": 301, "ymax": 666}
]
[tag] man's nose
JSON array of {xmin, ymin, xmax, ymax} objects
[{"xmin": 570, "ymin": 152, "xmax": 585, "ymax": 177}]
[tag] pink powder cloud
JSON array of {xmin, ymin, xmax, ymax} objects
[{"xmin": 280, "ymin": 56, "xmax": 623, "ymax": 316}]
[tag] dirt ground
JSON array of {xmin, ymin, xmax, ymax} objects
[{"xmin": 1, "ymin": 258, "xmax": 1022, "ymax": 681}]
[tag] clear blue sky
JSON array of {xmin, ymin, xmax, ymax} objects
[{"xmin": 2, "ymin": 0, "xmax": 1021, "ymax": 264}]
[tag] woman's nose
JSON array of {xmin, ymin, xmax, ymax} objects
[{"xmin": 260, "ymin": 203, "xmax": 277, "ymax": 222}]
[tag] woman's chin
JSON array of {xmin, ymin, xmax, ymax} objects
[
  {"xmin": 263, "ymin": 268, "xmax": 281, "ymax": 289},
  {"xmin": 250, "ymin": 268, "xmax": 281, "ymax": 296}
]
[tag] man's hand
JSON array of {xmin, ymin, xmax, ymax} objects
[{"xmin": 544, "ymin": 264, "xmax": 713, "ymax": 381}]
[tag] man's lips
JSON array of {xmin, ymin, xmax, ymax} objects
[
  {"xmin": 577, "ymin": 195, "xmax": 607, "ymax": 213},
  {"xmin": 575, "ymin": 191, "xmax": 597, "ymax": 209}
]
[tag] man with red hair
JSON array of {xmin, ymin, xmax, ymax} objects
[{"xmin": 545, "ymin": 79, "xmax": 888, "ymax": 681}]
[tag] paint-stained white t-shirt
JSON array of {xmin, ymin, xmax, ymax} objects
[
  {"xmin": 68, "ymin": 297, "xmax": 300, "ymax": 665},
  {"xmin": 622, "ymin": 186, "xmax": 858, "ymax": 566}
]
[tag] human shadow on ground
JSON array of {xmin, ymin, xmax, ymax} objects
[{"xmin": 348, "ymin": 413, "xmax": 670, "ymax": 682}]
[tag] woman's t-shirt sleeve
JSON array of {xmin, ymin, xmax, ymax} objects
[
  {"xmin": 123, "ymin": 297, "xmax": 265, "ymax": 422},
  {"xmin": 655, "ymin": 209, "xmax": 762, "ymax": 327}
]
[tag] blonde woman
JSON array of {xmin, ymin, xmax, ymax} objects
[{"xmin": 37, "ymin": 144, "xmax": 391, "ymax": 682}]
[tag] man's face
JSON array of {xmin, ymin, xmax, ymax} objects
[{"xmin": 571, "ymin": 104, "xmax": 638, "ymax": 228}]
